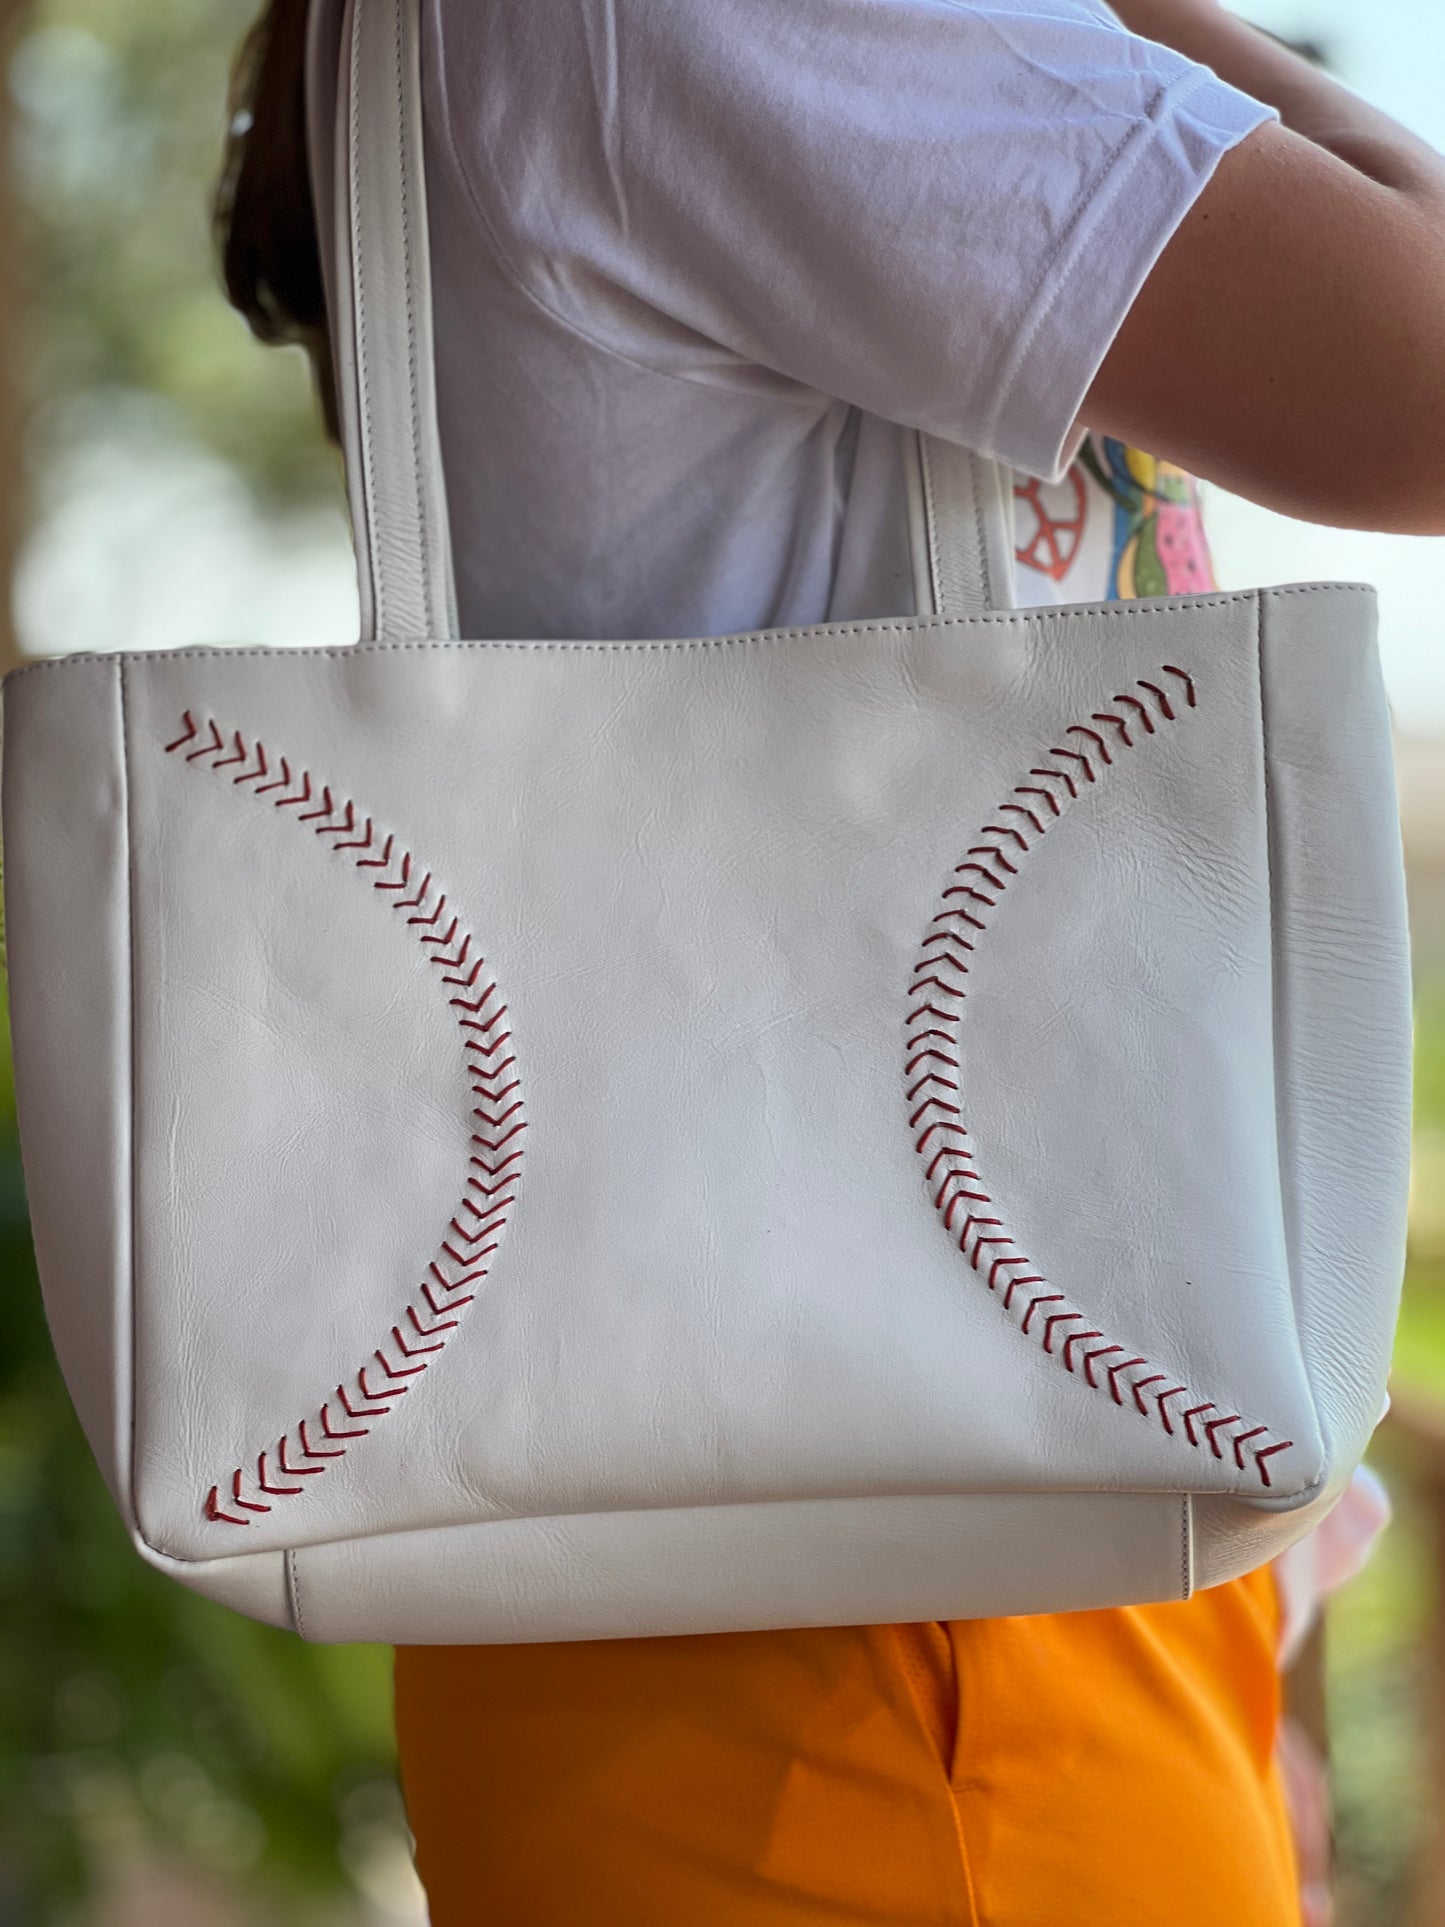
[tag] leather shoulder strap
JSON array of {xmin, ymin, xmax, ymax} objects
[
  {"xmin": 904, "ymin": 431, "xmax": 1017, "ymax": 619},
  {"xmin": 331, "ymin": 0, "xmax": 457, "ymax": 641},
  {"xmin": 329, "ymin": 0, "xmax": 1011, "ymax": 637}
]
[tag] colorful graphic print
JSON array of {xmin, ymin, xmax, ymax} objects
[
  {"xmin": 1014, "ymin": 466, "xmax": 1088, "ymax": 583},
  {"xmin": 1013, "ymin": 434, "xmax": 1217, "ymax": 602}
]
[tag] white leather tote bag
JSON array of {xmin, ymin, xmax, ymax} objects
[{"xmin": 0, "ymin": 0, "xmax": 1413, "ymax": 1644}]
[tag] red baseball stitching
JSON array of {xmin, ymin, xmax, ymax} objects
[
  {"xmin": 164, "ymin": 711, "xmax": 527, "ymax": 1527},
  {"xmin": 904, "ymin": 667, "xmax": 1294, "ymax": 1491}
]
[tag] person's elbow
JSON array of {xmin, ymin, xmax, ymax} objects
[{"xmin": 1080, "ymin": 123, "xmax": 1445, "ymax": 538}]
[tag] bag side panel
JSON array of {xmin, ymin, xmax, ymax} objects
[
  {"xmin": 132, "ymin": 1531, "xmax": 293, "ymax": 1628},
  {"xmin": 1259, "ymin": 584, "xmax": 1411, "ymax": 1491},
  {"xmin": 1190, "ymin": 1486, "xmax": 1346, "ymax": 1591},
  {"xmin": 2, "ymin": 659, "xmax": 134, "ymax": 1517}
]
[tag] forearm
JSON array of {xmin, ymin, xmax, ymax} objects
[{"xmin": 1108, "ymin": 0, "xmax": 1445, "ymax": 207}]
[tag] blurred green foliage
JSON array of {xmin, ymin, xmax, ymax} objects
[
  {"xmin": 1324, "ymin": 975, "xmax": 1445, "ymax": 1926},
  {"xmin": 1327, "ymin": 1460, "xmax": 1432, "ymax": 1927},
  {"xmin": 1413, "ymin": 977, "xmax": 1445, "ymax": 1156}
]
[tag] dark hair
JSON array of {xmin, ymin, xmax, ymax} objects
[{"xmin": 212, "ymin": 0, "xmax": 341, "ymax": 444}]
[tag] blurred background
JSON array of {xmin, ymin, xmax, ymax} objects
[{"xmin": 0, "ymin": 0, "xmax": 1442, "ymax": 1920}]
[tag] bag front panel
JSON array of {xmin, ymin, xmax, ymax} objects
[{"xmin": 77, "ymin": 590, "xmax": 1338, "ymax": 1565}]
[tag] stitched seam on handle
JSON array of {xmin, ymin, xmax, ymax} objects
[
  {"xmin": 976, "ymin": 455, "xmax": 995, "ymax": 615},
  {"xmin": 0, "ymin": 587, "xmax": 1378, "ymax": 685},
  {"xmin": 904, "ymin": 665, "xmax": 1295, "ymax": 1491},
  {"xmin": 392, "ymin": 0, "xmax": 436, "ymax": 635},
  {"xmin": 919, "ymin": 433, "xmax": 943, "ymax": 618},
  {"xmin": 1180, "ymin": 1497, "xmax": 1191, "ymax": 1599},
  {"xmin": 164, "ymin": 711, "xmax": 527, "ymax": 1528},
  {"xmin": 347, "ymin": 0, "xmax": 383, "ymax": 638},
  {"xmin": 119, "ymin": 659, "xmax": 142, "ymax": 1536},
  {"xmin": 967, "ymin": 449, "xmax": 995, "ymax": 615}
]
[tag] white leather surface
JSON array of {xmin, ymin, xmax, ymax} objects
[
  {"xmin": 1, "ymin": 665, "xmax": 133, "ymax": 1513},
  {"xmin": 0, "ymin": 583, "xmax": 1411, "ymax": 1635},
  {"xmin": 911, "ymin": 434, "xmax": 1018, "ymax": 620},
  {"xmin": 287, "ymin": 1491, "xmax": 1192, "ymax": 1644},
  {"xmin": 142, "ymin": 1534, "xmax": 293, "ymax": 1630},
  {"xmin": 1257, "ymin": 585, "xmax": 1412, "ymax": 1480},
  {"xmin": 1191, "ymin": 1484, "xmax": 1342, "ymax": 1593}
]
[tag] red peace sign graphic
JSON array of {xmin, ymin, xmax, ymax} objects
[{"xmin": 1014, "ymin": 467, "xmax": 1088, "ymax": 583}]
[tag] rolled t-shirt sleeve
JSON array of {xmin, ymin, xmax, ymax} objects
[
  {"xmin": 991, "ymin": 52, "xmax": 1281, "ymax": 481},
  {"xmin": 454, "ymin": 0, "xmax": 1279, "ymax": 485}
]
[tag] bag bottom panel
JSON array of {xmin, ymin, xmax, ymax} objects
[{"xmin": 149, "ymin": 1489, "xmax": 1205, "ymax": 1641}]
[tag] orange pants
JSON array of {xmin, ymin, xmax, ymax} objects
[{"xmin": 395, "ymin": 1565, "xmax": 1300, "ymax": 1925}]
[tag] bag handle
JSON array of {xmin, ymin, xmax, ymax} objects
[
  {"xmin": 331, "ymin": 0, "xmax": 457, "ymax": 642},
  {"xmin": 331, "ymin": 0, "xmax": 1013, "ymax": 641},
  {"xmin": 904, "ymin": 432, "xmax": 1017, "ymax": 621}
]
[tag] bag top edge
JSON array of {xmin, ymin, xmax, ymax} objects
[{"xmin": 0, "ymin": 582, "xmax": 1378, "ymax": 689}]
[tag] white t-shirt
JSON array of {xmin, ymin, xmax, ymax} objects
[{"xmin": 389, "ymin": 0, "xmax": 1278, "ymax": 637}]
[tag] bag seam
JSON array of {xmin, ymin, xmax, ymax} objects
[
  {"xmin": 1255, "ymin": 587, "xmax": 1326, "ymax": 1473},
  {"xmin": 390, "ymin": 0, "xmax": 437, "ymax": 635},
  {"xmin": 135, "ymin": 1491, "xmax": 1201, "ymax": 1568},
  {"xmin": 1181, "ymin": 1494, "xmax": 1191, "ymax": 1599},
  {"xmin": 0, "ymin": 586, "xmax": 1374, "ymax": 686},
  {"xmin": 346, "ymin": 0, "xmax": 383, "ymax": 638},
  {"xmin": 117, "ymin": 657, "xmax": 140, "ymax": 1541},
  {"xmin": 287, "ymin": 1550, "xmax": 307, "ymax": 1638}
]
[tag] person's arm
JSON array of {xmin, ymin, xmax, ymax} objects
[
  {"xmin": 1078, "ymin": 0, "xmax": 1445, "ymax": 535},
  {"xmin": 1110, "ymin": 0, "xmax": 1445, "ymax": 194}
]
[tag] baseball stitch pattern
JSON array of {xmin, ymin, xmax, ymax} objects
[
  {"xmin": 904, "ymin": 666, "xmax": 1294, "ymax": 1490},
  {"xmin": 164, "ymin": 712, "xmax": 526, "ymax": 1527}
]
